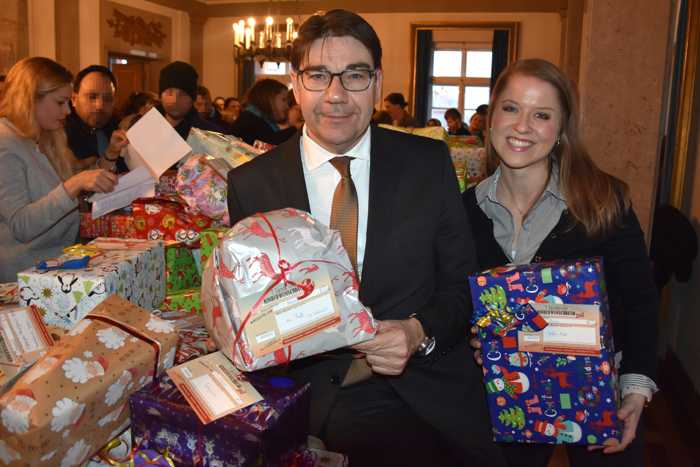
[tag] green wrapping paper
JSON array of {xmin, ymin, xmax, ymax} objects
[
  {"xmin": 165, "ymin": 246, "xmax": 201, "ymax": 293},
  {"xmin": 160, "ymin": 288, "xmax": 201, "ymax": 313},
  {"xmin": 197, "ymin": 227, "xmax": 227, "ymax": 274}
]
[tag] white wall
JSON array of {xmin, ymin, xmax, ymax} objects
[{"xmin": 202, "ymin": 11, "xmax": 562, "ymax": 101}]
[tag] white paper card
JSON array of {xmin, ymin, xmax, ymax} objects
[
  {"xmin": 126, "ymin": 107, "xmax": 192, "ymax": 177},
  {"xmin": 89, "ymin": 166, "xmax": 156, "ymax": 219}
]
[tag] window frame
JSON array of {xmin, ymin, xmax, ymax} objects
[
  {"xmin": 430, "ymin": 42, "xmax": 491, "ymax": 124},
  {"xmin": 408, "ymin": 22, "xmax": 519, "ymax": 121}
]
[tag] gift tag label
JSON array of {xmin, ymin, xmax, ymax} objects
[
  {"xmin": 167, "ymin": 351, "xmax": 263, "ymax": 425},
  {"xmin": 0, "ymin": 306, "xmax": 53, "ymax": 364},
  {"xmin": 518, "ymin": 303, "xmax": 601, "ymax": 357},
  {"xmin": 239, "ymin": 263, "xmax": 341, "ymax": 358}
]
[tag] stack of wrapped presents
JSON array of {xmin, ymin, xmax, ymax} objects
[
  {"xmin": 0, "ymin": 129, "xmax": 354, "ymax": 466},
  {"xmin": 1, "ymin": 125, "xmax": 623, "ymax": 465}
]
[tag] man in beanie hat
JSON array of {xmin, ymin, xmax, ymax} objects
[
  {"xmin": 157, "ymin": 61, "xmax": 228, "ymax": 139},
  {"xmin": 383, "ymin": 92, "xmax": 418, "ymax": 127}
]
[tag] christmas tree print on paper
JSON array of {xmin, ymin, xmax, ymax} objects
[{"xmin": 498, "ymin": 406, "xmax": 525, "ymax": 429}]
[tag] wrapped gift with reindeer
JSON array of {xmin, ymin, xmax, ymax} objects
[
  {"xmin": 0, "ymin": 295, "xmax": 178, "ymax": 467},
  {"xmin": 201, "ymin": 208, "xmax": 376, "ymax": 371},
  {"xmin": 468, "ymin": 258, "xmax": 621, "ymax": 445},
  {"xmin": 17, "ymin": 238, "xmax": 165, "ymax": 330}
]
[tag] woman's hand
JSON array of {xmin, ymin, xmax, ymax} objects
[
  {"xmin": 587, "ymin": 393, "xmax": 646, "ymax": 453},
  {"xmin": 470, "ymin": 326, "xmax": 483, "ymax": 366},
  {"xmin": 63, "ymin": 169, "xmax": 118, "ymax": 199}
]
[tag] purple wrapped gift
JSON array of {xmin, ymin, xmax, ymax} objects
[{"xmin": 129, "ymin": 373, "xmax": 310, "ymax": 466}]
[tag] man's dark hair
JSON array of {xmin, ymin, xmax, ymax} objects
[
  {"xmin": 475, "ymin": 104, "xmax": 488, "ymax": 115},
  {"xmin": 291, "ymin": 9, "xmax": 382, "ymax": 71},
  {"xmin": 384, "ymin": 92, "xmax": 408, "ymax": 108},
  {"xmin": 73, "ymin": 65, "xmax": 117, "ymax": 92},
  {"xmin": 120, "ymin": 91, "xmax": 158, "ymax": 117},
  {"xmin": 444, "ymin": 108, "xmax": 462, "ymax": 120},
  {"xmin": 224, "ymin": 97, "xmax": 239, "ymax": 107},
  {"xmin": 197, "ymin": 85, "xmax": 211, "ymax": 98},
  {"xmin": 243, "ymin": 79, "xmax": 288, "ymax": 119}
]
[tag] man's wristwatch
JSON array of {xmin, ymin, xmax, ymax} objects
[
  {"xmin": 409, "ymin": 313, "xmax": 436, "ymax": 357},
  {"xmin": 415, "ymin": 335, "xmax": 436, "ymax": 357}
]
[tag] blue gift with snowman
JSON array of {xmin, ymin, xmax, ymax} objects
[{"xmin": 468, "ymin": 257, "xmax": 621, "ymax": 445}]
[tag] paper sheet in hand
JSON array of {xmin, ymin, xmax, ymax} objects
[
  {"xmin": 126, "ymin": 107, "xmax": 192, "ymax": 177},
  {"xmin": 89, "ymin": 166, "xmax": 155, "ymax": 219}
]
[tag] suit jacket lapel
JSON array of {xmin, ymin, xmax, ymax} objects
[
  {"xmin": 360, "ymin": 126, "xmax": 401, "ymax": 302},
  {"xmin": 274, "ymin": 131, "xmax": 311, "ymax": 213}
]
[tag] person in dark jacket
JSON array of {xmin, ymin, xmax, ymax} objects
[
  {"xmin": 157, "ymin": 61, "xmax": 229, "ymax": 140},
  {"xmin": 65, "ymin": 65, "xmax": 128, "ymax": 172},
  {"xmin": 231, "ymin": 78, "xmax": 296, "ymax": 146},
  {"xmin": 463, "ymin": 59, "xmax": 657, "ymax": 467},
  {"xmin": 195, "ymin": 85, "xmax": 229, "ymax": 130},
  {"xmin": 444, "ymin": 108, "xmax": 470, "ymax": 136},
  {"xmin": 383, "ymin": 92, "xmax": 418, "ymax": 127}
]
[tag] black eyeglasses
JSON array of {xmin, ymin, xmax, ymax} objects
[{"xmin": 297, "ymin": 68, "xmax": 376, "ymax": 92}]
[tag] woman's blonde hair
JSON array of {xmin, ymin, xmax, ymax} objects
[
  {"xmin": 486, "ymin": 58, "xmax": 630, "ymax": 237},
  {"xmin": 0, "ymin": 57, "xmax": 76, "ymax": 180}
]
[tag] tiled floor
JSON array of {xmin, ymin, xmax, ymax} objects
[{"xmin": 547, "ymin": 390, "xmax": 698, "ymax": 467}]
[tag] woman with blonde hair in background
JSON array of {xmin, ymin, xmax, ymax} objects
[{"xmin": 0, "ymin": 57, "xmax": 117, "ymax": 281}]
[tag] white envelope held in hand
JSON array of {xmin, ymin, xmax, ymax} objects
[
  {"xmin": 89, "ymin": 166, "xmax": 156, "ymax": 219},
  {"xmin": 125, "ymin": 107, "xmax": 192, "ymax": 178}
]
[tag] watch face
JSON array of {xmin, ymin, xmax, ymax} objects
[{"xmin": 417, "ymin": 336, "xmax": 436, "ymax": 357}]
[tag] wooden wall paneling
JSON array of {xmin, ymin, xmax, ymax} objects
[{"xmin": 55, "ymin": 0, "xmax": 81, "ymax": 74}]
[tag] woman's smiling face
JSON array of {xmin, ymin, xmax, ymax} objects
[{"xmin": 490, "ymin": 74, "xmax": 563, "ymax": 171}]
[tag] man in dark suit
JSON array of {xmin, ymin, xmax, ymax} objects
[{"xmin": 227, "ymin": 10, "xmax": 503, "ymax": 467}]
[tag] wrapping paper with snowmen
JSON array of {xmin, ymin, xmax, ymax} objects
[
  {"xmin": 468, "ymin": 257, "xmax": 621, "ymax": 445},
  {"xmin": 17, "ymin": 238, "xmax": 165, "ymax": 330},
  {"xmin": 0, "ymin": 295, "xmax": 178, "ymax": 467},
  {"xmin": 201, "ymin": 208, "xmax": 377, "ymax": 372}
]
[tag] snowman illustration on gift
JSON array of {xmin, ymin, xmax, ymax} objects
[
  {"xmin": 534, "ymin": 417, "xmax": 583, "ymax": 443},
  {"xmin": 486, "ymin": 365, "xmax": 530, "ymax": 399}
]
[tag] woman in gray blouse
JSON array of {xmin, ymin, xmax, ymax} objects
[{"xmin": 0, "ymin": 57, "xmax": 118, "ymax": 282}]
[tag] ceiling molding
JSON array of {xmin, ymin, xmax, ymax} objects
[
  {"xmin": 151, "ymin": 0, "xmax": 568, "ymax": 18},
  {"xmin": 204, "ymin": 0, "xmax": 568, "ymax": 18}
]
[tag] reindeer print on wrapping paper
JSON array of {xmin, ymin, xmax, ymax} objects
[
  {"xmin": 570, "ymin": 281, "xmax": 597, "ymax": 303},
  {"xmin": 239, "ymin": 219, "xmax": 275, "ymax": 240},
  {"xmin": 349, "ymin": 310, "xmax": 376, "ymax": 337},
  {"xmin": 247, "ymin": 253, "xmax": 277, "ymax": 283}
]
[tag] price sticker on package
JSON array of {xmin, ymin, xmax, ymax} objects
[
  {"xmin": 517, "ymin": 303, "xmax": 602, "ymax": 357},
  {"xmin": 238, "ymin": 264, "xmax": 342, "ymax": 358},
  {"xmin": 167, "ymin": 351, "xmax": 263, "ymax": 425}
]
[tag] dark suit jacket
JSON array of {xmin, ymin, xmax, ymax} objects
[
  {"xmin": 227, "ymin": 125, "xmax": 496, "ymax": 454},
  {"xmin": 463, "ymin": 187, "xmax": 658, "ymax": 380}
]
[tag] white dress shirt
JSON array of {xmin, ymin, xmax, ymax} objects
[{"xmin": 300, "ymin": 125, "xmax": 371, "ymax": 279}]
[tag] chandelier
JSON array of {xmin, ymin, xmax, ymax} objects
[{"xmin": 232, "ymin": 16, "xmax": 298, "ymax": 63}]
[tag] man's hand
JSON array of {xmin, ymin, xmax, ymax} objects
[
  {"xmin": 352, "ymin": 319, "xmax": 425, "ymax": 375},
  {"xmin": 106, "ymin": 129, "xmax": 128, "ymax": 160},
  {"xmin": 587, "ymin": 393, "xmax": 646, "ymax": 453}
]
